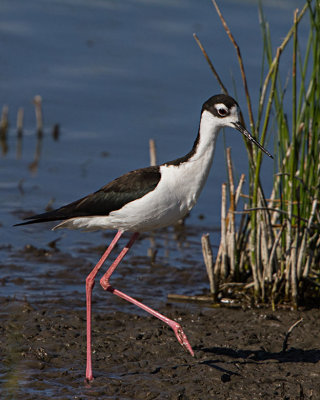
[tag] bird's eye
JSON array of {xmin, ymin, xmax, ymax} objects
[{"xmin": 217, "ymin": 107, "xmax": 228, "ymax": 117}]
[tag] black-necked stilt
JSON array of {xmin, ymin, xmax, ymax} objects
[{"xmin": 15, "ymin": 94, "xmax": 272, "ymax": 382}]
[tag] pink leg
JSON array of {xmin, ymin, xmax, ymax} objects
[
  {"xmin": 99, "ymin": 232, "xmax": 194, "ymax": 357},
  {"xmin": 86, "ymin": 230, "xmax": 123, "ymax": 382}
]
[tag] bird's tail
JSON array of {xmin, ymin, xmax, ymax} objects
[{"xmin": 14, "ymin": 209, "xmax": 71, "ymax": 227}]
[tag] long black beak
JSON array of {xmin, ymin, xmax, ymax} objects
[{"xmin": 232, "ymin": 122, "xmax": 273, "ymax": 159}]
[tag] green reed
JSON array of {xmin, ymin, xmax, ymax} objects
[{"xmin": 197, "ymin": 0, "xmax": 319, "ymax": 307}]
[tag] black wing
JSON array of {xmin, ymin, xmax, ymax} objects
[{"xmin": 15, "ymin": 166, "xmax": 161, "ymax": 226}]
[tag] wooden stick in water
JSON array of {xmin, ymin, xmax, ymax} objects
[
  {"xmin": 149, "ymin": 138, "xmax": 157, "ymax": 166},
  {"xmin": 34, "ymin": 95, "xmax": 43, "ymax": 137}
]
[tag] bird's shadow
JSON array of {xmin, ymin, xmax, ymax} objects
[
  {"xmin": 197, "ymin": 345, "xmax": 320, "ymax": 364},
  {"xmin": 192, "ymin": 346, "xmax": 320, "ymax": 381}
]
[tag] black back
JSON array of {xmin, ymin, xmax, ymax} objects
[{"xmin": 15, "ymin": 166, "xmax": 161, "ymax": 226}]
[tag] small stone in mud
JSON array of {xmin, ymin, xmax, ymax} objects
[{"xmin": 221, "ymin": 373, "xmax": 231, "ymax": 383}]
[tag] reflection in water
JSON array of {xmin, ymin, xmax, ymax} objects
[
  {"xmin": 1, "ymin": 96, "xmax": 60, "ymax": 175},
  {"xmin": 33, "ymin": 95, "xmax": 43, "ymax": 138},
  {"xmin": 28, "ymin": 133, "xmax": 43, "ymax": 175},
  {"xmin": 52, "ymin": 123, "xmax": 60, "ymax": 141}
]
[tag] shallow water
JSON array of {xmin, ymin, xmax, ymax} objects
[{"xmin": 1, "ymin": 0, "xmax": 308, "ymax": 306}]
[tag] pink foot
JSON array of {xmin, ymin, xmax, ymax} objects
[
  {"xmin": 85, "ymin": 375, "xmax": 94, "ymax": 384},
  {"xmin": 170, "ymin": 321, "xmax": 194, "ymax": 356}
]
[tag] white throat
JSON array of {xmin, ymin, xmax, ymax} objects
[
  {"xmin": 154, "ymin": 109, "xmax": 223, "ymax": 222},
  {"xmin": 189, "ymin": 109, "xmax": 222, "ymax": 166}
]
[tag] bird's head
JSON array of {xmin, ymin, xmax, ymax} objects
[{"xmin": 202, "ymin": 94, "xmax": 273, "ymax": 159}]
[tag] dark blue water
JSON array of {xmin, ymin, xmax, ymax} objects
[{"xmin": 0, "ymin": 0, "xmax": 308, "ymax": 306}]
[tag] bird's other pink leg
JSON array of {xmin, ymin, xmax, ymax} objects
[
  {"xmin": 86, "ymin": 230, "xmax": 123, "ymax": 382},
  {"xmin": 99, "ymin": 232, "xmax": 194, "ymax": 357},
  {"xmin": 99, "ymin": 232, "xmax": 140, "ymax": 285},
  {"xmin": 108, "ymin": 287, "xmax": 194, "ymax": 356}
]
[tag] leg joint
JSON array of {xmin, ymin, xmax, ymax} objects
[{"xmin": 100, "ymin": 276, "xmax": 110, "ymax": 291}]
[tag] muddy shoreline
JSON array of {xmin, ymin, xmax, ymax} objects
[{"xmin": 1, "ymin": 293, "xmax": 319, "ymax": 399}]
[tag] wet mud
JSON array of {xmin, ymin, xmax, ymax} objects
[
  {"xmin": 1, "ymin": 292, "xmax": 320, "ymax": 399},
  {"xmin": 0, "ymin": 228, "xmax": 319, "ymax": 399}
]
